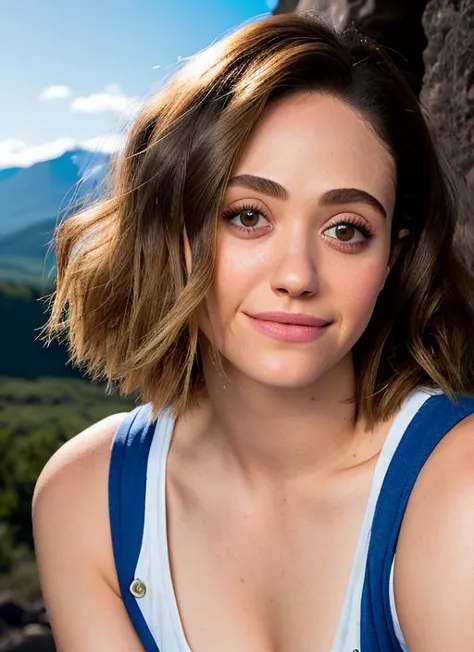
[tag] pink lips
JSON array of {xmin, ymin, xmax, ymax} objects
[{"xmin": 246, "ymin": 311, "xmax": 331, "ymax": 343}]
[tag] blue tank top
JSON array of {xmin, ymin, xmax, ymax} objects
[{"xmin": 108, "ymin": 387, "xmax": 474, "ymax": 651}]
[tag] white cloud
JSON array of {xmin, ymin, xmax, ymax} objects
[
  {"xmin": 70, "ymin": 83, "xmax": 141, "ymax": 120},
  {"xmin": 38, "ymin": 85, "xmax": 72, "ymax": 101},
  {"xmin": 81, "ymin": 133, "xmax": 126, "ymax": 154},
  {"xmin": 0, "ymin": 133, "xmax": 125, "ymax": 169}
]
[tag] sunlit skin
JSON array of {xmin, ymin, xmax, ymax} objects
[{"xmin": 183, "ymin": 90, "xmax": 401, "ymax": 489}]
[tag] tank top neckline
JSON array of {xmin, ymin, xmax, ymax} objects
[{"xmin": 153, "ymin": 388, "xmax": 434, "ymax": 651}]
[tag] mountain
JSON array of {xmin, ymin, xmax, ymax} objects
[
  {"xmin": 0, "ymin": 148, "xmax": 110, "ymax": 238},
  {"xmin": 0, "ymin": 217, "xmax": 57, "ymax": 259},
  {"xmin": 0, "ymin": 167, "xmax": 23, "ymax": 183},
  {"xmin": 0, "ymin": 217, "xmax": 57, "ymax": 288}
]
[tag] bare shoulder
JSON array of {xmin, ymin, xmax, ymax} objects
[
  {"xmin": 32, "ymin": 411, "xmax": 145, "ymax": 651},
  {"xmin": 394, "ymin": 411, "xmax": 474, "ymax": 651},
  {"xmin": 33, "ymin": 411, "xmax": 127, "ymax": 501},
  {"xmin": 32, "ymin": 411, "xmax": 128, "ymax": 588}
]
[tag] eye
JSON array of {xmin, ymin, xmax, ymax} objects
[
  {"xmin": 221, "ymin": 203, "xmax": 271, "ymax": 234},
  {"xmin": 323, "ymin": 219, "xmax": 374, "ymax": 247}
]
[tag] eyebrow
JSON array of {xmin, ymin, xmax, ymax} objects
[{"xmin": 228, "ymin": 174, "xmax": 387, "ymax": 219}]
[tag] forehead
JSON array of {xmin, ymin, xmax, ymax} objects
[{"xmin": 232, "ymin": 91, "xmax": 396, "ymax": 215}]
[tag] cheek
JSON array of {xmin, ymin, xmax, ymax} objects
[
  {"xmin": 213, "ymin": 240, "xmax": 266, "ymax": 306},
  {"xmin": 336, "ymin": 259, "xmax": 388, "ymax": 327},
  {"xmin": 199, "ymin": 239, "xmax": 265, "ymax": 340}
]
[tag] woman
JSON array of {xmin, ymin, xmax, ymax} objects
[{"xmin": 32, "ymin": 11, "xmax": 474, "ymax": 652}]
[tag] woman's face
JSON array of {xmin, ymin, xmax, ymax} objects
[{"xmin": 198, "ymin": 91, "xmax": 396, "ymax": 389}]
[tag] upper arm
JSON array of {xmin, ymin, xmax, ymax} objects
[
  {"xmin": 32, "ymin": 411, "xmax": 145, "ymax": 652},
  {"xmin": 394, "ymin": 413, "xmax": 474, "ymax": 651}
]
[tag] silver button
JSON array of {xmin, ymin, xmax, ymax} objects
[{"xmin": 129, "ymin": 578, "xmax": 147, "ymax": 598}]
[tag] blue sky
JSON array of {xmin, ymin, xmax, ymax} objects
[{"xmin": 1, "ymin": 0, "xmax": 276, "ymax": 168}]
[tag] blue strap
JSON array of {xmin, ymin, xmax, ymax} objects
[
  {"xmin": 108, "ymin": 403, "xmax": 161, "ymax": 651},
  {"xmin": 360, "ymin": 392, "xmax": 474, "ymax": 651}
]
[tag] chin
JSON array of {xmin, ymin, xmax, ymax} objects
[
  {"xmin": 232, "ymin": 354, "xmax": 338, "ymax": 390},
  {"xmin": 256, "ymin": 374, "xmax": 323, "ymax": 391}
]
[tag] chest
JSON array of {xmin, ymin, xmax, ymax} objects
[{"xmin": 165, "ymin": 466, "xmax": 374, "ymax": 652}]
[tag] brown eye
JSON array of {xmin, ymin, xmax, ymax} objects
[
  {"xmin": 334, "ymin": 224, "xmax": 355, "ymax": 242},
  {"xmin": 239, "ymin": 209, "xmax": 260, "ymax": 228},
  {"xmin": 221, "ymin": 203, "xmax": 271, "ymax": 234},
  {"xmin": 322, "ymin": 220, "xmax": 374, "ymax": 248}
]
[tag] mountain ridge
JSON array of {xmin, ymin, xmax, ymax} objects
[{"xmin": 0, "ymin": 148, "xmax": 110, "ymax": 238}]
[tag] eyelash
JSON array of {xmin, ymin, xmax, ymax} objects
[{"xmin": 220, "ymin": 202, "xmax": 375, "ymax": 248}]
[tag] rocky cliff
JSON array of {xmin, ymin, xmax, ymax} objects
[{"xmin": 273, "ymin": 0, "xmax": 474, "ymax": 268}]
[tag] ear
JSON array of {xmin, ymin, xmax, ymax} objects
[
  {"xmin": 183, "ymin": 228, "xmax": 192, "ymax": 275},
  {"xmin": 381, "ymin": 228, "xmax": 410, "ymax": 289}
]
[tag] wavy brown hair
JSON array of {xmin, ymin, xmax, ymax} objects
[{"xmin": 40, "ymin": 12, "xmax": 474, "ymax": 426}]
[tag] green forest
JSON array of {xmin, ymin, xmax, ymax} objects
[{"xmin": 0, "ymin": 283, "xmax": 137, "ymax": 602}]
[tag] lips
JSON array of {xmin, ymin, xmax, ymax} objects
[
  {"xmin": 245, "ymin": 312, "xmax": 332, "ymax": 343},
  {"xmin": 247, "ymin": 312, "xmax": 331, "ymax": 327}
]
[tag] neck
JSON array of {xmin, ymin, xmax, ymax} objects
[{"xmin": 194, "ymin": 352, "xmax": 375, "ymax": 489}]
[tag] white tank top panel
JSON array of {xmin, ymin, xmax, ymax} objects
[{"xmin": 127, "ymin": 387, "xmax": 441, "ymax": 651}]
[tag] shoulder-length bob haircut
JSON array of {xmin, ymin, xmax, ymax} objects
[{"xmin": 42, "ymin": 11, "xmax": 474, "ymax": 426}]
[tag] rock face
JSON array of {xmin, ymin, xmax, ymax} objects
[
  {"xmin": 421, "ymin": 0, "xmax": 474, "ymax": 257},
  {"xmin": 0, "ymin": 594, "xmax": 55, "ymax": 652},
  {"xmin": 277, "ymin": 1, "xmax": 429, "ymax": 95},
  {"xmin": 421, "ymin": 1, "xmax": 474, "ymax": 194},
  {"xmin": 273, "ymin": 0, "xmax": 299, "ymax": 13},
  {"xmin": 273, "ymin": 0, "xmax": 474, "ymax": 268}
]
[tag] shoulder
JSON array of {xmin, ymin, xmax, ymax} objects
[
  {"xmin": 394, "ymin": 409, "xmax": 474, "ymax": 650},
  {"xmin": 33, "ymin": 411, "xmax": 129, "ymax": 508},
  {"xmin": 32, "ymin": 411, "xmax": 130, "ymax": 592},
  {"xmin": 32, "ymin": 411, "xmax": 151, "ymax": 650}
]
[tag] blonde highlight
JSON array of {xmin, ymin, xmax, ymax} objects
[{"xmin": 40, "ymin": 12, "xmax": 474, "ymax": 426}]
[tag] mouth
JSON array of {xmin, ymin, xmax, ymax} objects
[
  {"xmin": 245, "ymin": 312, "xmax": 332, "ymax": 343},
  {"xmin": 247, "ymin": 311, "xmax": 332, "ymax": 327}
]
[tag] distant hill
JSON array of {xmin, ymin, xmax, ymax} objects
[
  {"xmin": 0, "ymin": 217, "xmax": 57, "ymax": 258},
  {"xmin": 0, "ymin": 256, "xmax": 53, "ymax": 289},
  {"xmin": 0, "ymin": 283, "xmax": 79, "ymax": 378},
  {"xmin": 0, "ymin": 218, "xmax": 57, "ymax": 288},
  {"xmin": 0, "ymin": 167, "xmax": 23, "ymax": 183},
  {"xmin": 0, "ymin": 148, "xmax": 110, "ymax": 238}
]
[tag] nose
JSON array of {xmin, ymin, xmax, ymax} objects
[{"xmin": 270, "ymin": 229, "xmax": 319, "ymax": 298}]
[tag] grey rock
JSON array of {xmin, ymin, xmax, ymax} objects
[
  {"xmin": 421, "ymin": 0, "xmax": 474, "ymax": 182},
  {"xmin": 0, "ymin": 624, "xmax": 55, "ymax": 652},
  {"xmin": 0, "ymin": 595, "xmax": 28, "ymax": 629},
  {"xmin": 273, "ymin": 0, "xmax": 474, "ymax": 266},
  {"xmin": 0, "ymin": 596, "xmax": 54, "ymax": 652},
  {"xmin": 273, "ymin": 0, "xmax": 299, "ymax": 13},
  {"xmin": 275, "ymin": 0, "xmax": 429, "ymax": 94}
]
